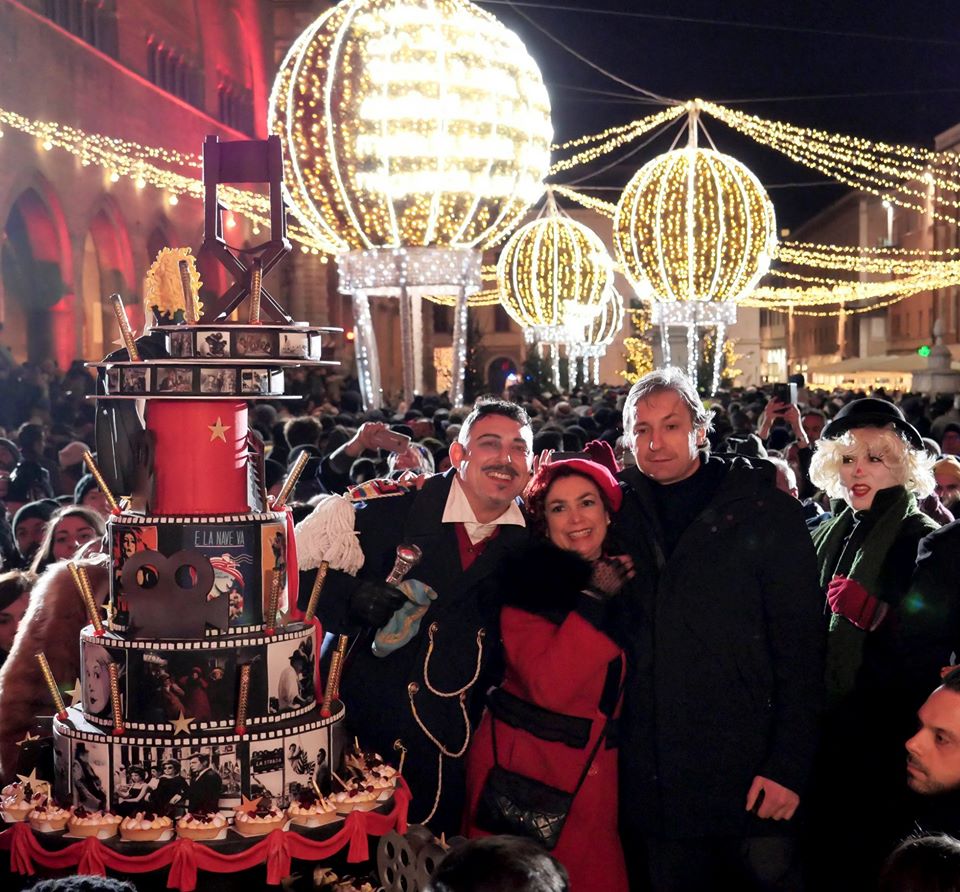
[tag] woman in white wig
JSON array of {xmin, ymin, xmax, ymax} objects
[{"xmin": 806, "ymin": 398, "xmax": 941, "ymax": 888}]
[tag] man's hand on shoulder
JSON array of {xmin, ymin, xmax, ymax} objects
[{"xmin": 745, "ymin": 775, "xmax": 799, "ymax": 821}]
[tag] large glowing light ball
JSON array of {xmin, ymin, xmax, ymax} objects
[
  {"xmin": 268, "ymin": 0, "xmax": 553, "ymax": 254},
  {"xmin": 497, "ymin": 217, "xmax": 613, "ymax": 334},
  {"xmin": 613, "ymin": 147, "xmax": 777, "ymax": 304}
]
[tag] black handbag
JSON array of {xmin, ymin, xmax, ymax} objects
[{"xmin": 474, "ymin": 705, "xmax": 611, "ymax": 851}]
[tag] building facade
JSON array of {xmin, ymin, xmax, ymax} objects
[{"xmin": 0, "ymin": 0, "xmax": 289, "ymax": 371}]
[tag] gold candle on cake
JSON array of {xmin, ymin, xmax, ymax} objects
[
  {"xmin": 235, "ymin": 663, "xmax": 251, "ymax": 735},
  {"xmin": 265, "ymin": 569, "xmax": 282, "ymax": 634},
  {"xmin": 303, "ymin": 561, "xmax": 329, "ymax": 624},
  {"xmin": 81, "ymin": 451, "xmax": 120, "ymax": 513},
  {"xmin": 110, "ymin": 293, "xmax": 140, "ymax": 361},
  {"xmin": 272, "ymin": 450, "xmax": 309, "ymax": 512},
  {"xmin": 69, "ymin": 562, "xmax": 103, "ymax": 635},
  {"xmin": 329, "ymin": 634, "xmax": 349, "ymax": 701},
  {"xmin": 320, "ymin": 646, "xmax": 344, "ymax": 718},
  {"xmin": 178, "ymin": 259, "xmax": 198, "ymax": 324},
  {"xmin": 108, "ymin": 661, "xmax": 124, "ymax": 734},
  {"xmin": 248, "ymin": 257, "xmax": 263, "ymax": 323},
  {"xmin": 36, "ymin": 652, "xmax": 68, "ymax": 719}
]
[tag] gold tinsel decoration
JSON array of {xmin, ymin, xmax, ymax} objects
[{"xmin": 145, "ymin": 247, "xmax": 203, "ymax": 317}]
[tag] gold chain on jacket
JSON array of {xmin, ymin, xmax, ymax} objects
[{"xmin": 406, "ymin": 622, "xmax": 485, "ymax": 822}]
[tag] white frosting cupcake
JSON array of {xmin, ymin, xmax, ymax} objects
[
  {"xmin": 68, "ymin": 807, "xmax": 122, "ymax": 838},
  {"xmin": 176, "ymin": 811, "xmax": 228, "ymax": 840},
  {"xmin": 119, "ymin": 811, "xmax": 173, "ymax": 841},
  {"xmin": 233, "ymin": 805, "xmax": 286, "ymax": 836},
  {"xmin": 288, "ymin": 793, "xmax": 340, "ymax": 828}
]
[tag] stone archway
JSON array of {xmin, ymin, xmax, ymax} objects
[
  {"xmin": 1, "ymin": 184, "xmax": 74, "ymax": 367},
  {"xmin": 82, "ymin": 203, "xmax": 134, "ymax": 360}
]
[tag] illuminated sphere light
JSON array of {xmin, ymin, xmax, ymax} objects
[
  {"xmin": 497, "ymin": 217, "xmax": 613, "ymax": 335},
  {"xmin": 613, "ymin": 147, "xmax": 777, "ymax": 304},
  {"xmin": 583, "ymin": 286, "xmax": 624, "ymax": 349},
  {"xmin": 268, "ymin": 0, "xmax": 553, "ymax": 254}
]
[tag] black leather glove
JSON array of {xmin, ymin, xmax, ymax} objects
[{"xmin": 348, "ymin": 580, "xmax": 408, "ymax": 628}]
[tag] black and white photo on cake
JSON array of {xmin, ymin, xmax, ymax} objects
[
  {"xmin": 279, "ymin": 331, "xmax": 308, "ymax": 358},
  {"xmin": 71, "ymin": 739, "xmax": 110, "ymax": 811},
  {"xmin": 198, "ymin": 330, "xmax": 229, "ymax": 358},
  {"xmin": 240, "ymin": 368, "xmax": 269, "ymax": 394},
  {"xmin": 284, "ymin": 726, "xmax": 328, "ymax": 804},
  {"xmin": 121, "ymin": 366, "xmax": 147, "ymax": 394},
  {"xmin": 83, "ymin": 642, "xmax": 126, "ymax": 719},
  {"xmin": 234, "ymin": 331, "xmax": 273, "ymax": 357},
  {"xmin": 249, "ymin": 741, "xmax": 284, "ymax": 807},
  {"xmin": 169, "ymin": 331, "xmax": 194, "ymax": 358},
  {"xmin": 267, "ymin": 635, "xmax": 315, "ymax": 715},
  {"xmin": 156, "ymin": 366, "xmax": 193, "ymax": 393},
  {"xmin": 199, "ymin": 367, "xmax": 237, "ymax": 394}
]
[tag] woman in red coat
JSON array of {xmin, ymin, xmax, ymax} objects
[{"xmin": 464, "ymin": 459, "xmax": 631, "ymax": 892}]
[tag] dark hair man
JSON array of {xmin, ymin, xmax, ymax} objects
[
  {"xmin": 615, "ymin": 368, "xmax": 825, "ymax": 890},
  {"xmin": 296, "ymin": 398, "xmax": 533, "ymax": 833},
  {"xmin": 427, "ymin": 836, "xmax": 569, "ymax": 892},
  {"xmin": 187, "ymin": 751, "xmax": 222, "ymax": 813}
]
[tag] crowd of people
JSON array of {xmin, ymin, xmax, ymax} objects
[{"xmin": 3, "ymin": 348, "xmax": 960, "ymax": 890}]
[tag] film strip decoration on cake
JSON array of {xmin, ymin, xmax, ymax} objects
[
  {"xmin": 107, "ymin": 513, "xmax": 292, "ymax": 636},
  {"xmin": 53, "ymin": 707, "xmax": 344, "ymax": 817},
  {"xmin": 79, "ymin": 624, "xmax": 318, "ymax": 731},
  {"xmin": 94, "ymin": 323, "xmax": 339, "ymax": 401}
]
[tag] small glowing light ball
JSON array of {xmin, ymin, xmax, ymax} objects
[
  {"xmin": 613, "ymin": 147, "xmax": 777, "ymax": 304},
  {"xmin": 268, "ymin": 0, "xmax": 553, "ymax": 253},
  {"xmin": 497, "ymin": 217, "xmax": 613, "ymax": 331},
  {"xmin": 584, "ymin": 286, "xmax": 624, "ymax": 348}
]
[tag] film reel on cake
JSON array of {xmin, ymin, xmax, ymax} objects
[{"xmin": 377, "ymin": 825, "xmax": 449, "ymax": 892}]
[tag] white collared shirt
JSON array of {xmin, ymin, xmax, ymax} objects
[{"xmin": 441, "ymin": 475, "xmax": 526, "ymax": 544}]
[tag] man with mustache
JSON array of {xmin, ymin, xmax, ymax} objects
[{"xmin": 296, "ymin": 398, "xmax": 533, "ymax": 833}]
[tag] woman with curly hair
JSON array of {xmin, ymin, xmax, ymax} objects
[{"xmin": 806, "ymin": 398, "xmax": 942, "ymax": 889}]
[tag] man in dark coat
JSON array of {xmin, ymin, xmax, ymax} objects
[
  {"xmin": 296, "ymin": 399, "xmax": 533, "ymax": 833},
  {"xmin": 614, "ymin": 368, "xmax": 825, "ymax": 891},
  {"xmin": 187, "ymin": 752, "xmax": 222, "ymax": 813}
]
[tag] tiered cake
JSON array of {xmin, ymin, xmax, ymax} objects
[{"xmin": 50, "ymin": 135, "xmax": 347, "ymax": 837}]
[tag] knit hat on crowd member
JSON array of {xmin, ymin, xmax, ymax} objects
[
  {"xmin": 0, "ymin": 438, "xmax": 21, "ymax": 470},
  {"xmin": 58, "ymin": 441, "xmax": 89, "ymax": 469},
  {"xmin": 6, "ymin": 461, "xmax": 54, "ymax": 504},
  {"xmin": 12, "ymin": 499, "xmax": 59, "ymax": 535},
  {"xmin": 525, "ymin": 458, "xmax": 623, "ymax": 516},
  {"xmin": 73, "ymin": 474, "xmax": 101, "ymax": 506},
  {"xmin": 821, "ymin": 397, "xmax": 924, "ymax": 449}
]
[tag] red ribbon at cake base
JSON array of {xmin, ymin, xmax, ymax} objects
[
  {"xmin": 147, "ymin": 401, "xmax": 249, "ymax": 515},
  {"xmin": 0, "ymin": 779, "xmax": 412, "ymax": 892}
]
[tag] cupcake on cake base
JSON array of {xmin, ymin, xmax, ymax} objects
[
  {"xmin": 0, "ymin": 782, "xmax": 37, "ymax": 823},
  {"xmin": 67, "ymin": 806, "xmax": 122, "ymax": 838},
  {"xmin": 233, "ymin": 802, "xmax": 286, "ymax": 837},
  {"xmin": 365, "ymin": 766, "xmax": 398, "ymax": 801},
  {"xmin": 177, "ymin": 810, "xmax": 228, "ymax": 841},
  {"xmin": 331, "ymin": 781, "xmax": 379, "ymax": 813},
  {"xmin": 288, "ymin": 790, "xmax": 340, "ymax": 828},
  {"xmin": 119, "ymin": 811, "xmax": 173, "ymax": 842},
  {"xmin": 29, "ymin": 801, "xmax": 70, "ymax": 832}
]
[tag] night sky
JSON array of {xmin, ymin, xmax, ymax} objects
[{"xmin": 477, "ymin": 0, "xmax": 960, "ymax": 229}]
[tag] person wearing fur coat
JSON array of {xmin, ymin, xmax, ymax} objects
[{"xmin": 0, "ymin": 554, "xmax": 109, "ymax": 781}]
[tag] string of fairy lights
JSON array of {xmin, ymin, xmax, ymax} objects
[{"xmin": 4, "ymin": 84, "xmax": 960, "ymax": 320}]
